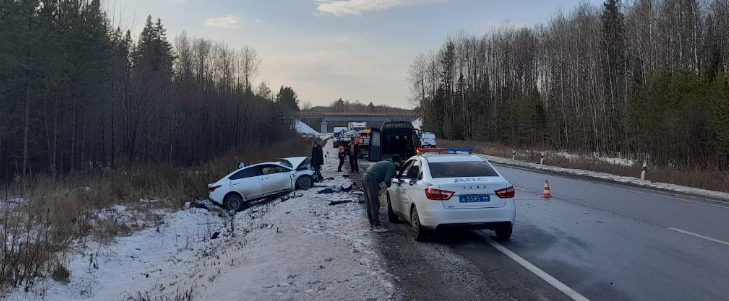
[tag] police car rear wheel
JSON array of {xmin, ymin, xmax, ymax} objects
[
  {"xmin": 411, "ymin": 207, "xmax": 427, "ymax": 241},
  {"xmin": 495, "ymin": 224, "xmax": 513, "ymax": 241}
]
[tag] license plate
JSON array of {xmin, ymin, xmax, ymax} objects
[{"xmin": 459, "ymin": 195, "xmax": 490, "ymax": 203}]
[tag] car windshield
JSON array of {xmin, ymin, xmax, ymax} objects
[
  {"xmin": 428, "ymin": 161, "xmax": 498, "ymax": 178},
  {"xmin": 278, "ymin": 159, "xmax": 293, "ymax": 169}
]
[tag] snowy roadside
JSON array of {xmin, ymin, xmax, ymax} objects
[
  {"xmin": 481, "ymin": 154, "xmax": 729, "ymax": 202},
  {"xmin": 4, "ymin": 141, "xmax": 396, "ymax": 301}
]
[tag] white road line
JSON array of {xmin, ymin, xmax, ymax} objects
[
  {"xmin": 477, "ymin": 232, "xmax": 590, "ymax": 301},
  {"xmin": 669, "ymin": 228, "xmax": 729, "ymax": 247},
  {"xmin": 515, "ymin": 187, "xmax": 531, "ymax": 192}
]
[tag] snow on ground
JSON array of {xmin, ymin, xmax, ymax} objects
[
  {"xmin": 551, "ymin": 151, "xmax": 635, "ymax": 167},
  {"xmin": 482, "ymin": 154, "xmax": 729, "ymax": 202},
  {"xmin": 295, "ymin": 120, "xmax": 319, "ymax": 135},
  {"xmin": 5, "ymin": 140, "xmax": 395, "ymax": 301}
]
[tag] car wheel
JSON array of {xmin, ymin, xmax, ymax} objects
[
  {"xmin": 495, "ymin": 224, "xmax": 513, "ymax": 241},
  {"xmin": 295, "ymin": 176, "xmax": 313, "ymax": 190},
  {"xmin": 411, "ymin": 206, "xmax": 428, "ymax": 242},
  {"xmin": 387, "ymin": 193, "xmax": 399, "ymax": 223},
  {"xmin": 224, "ymin": 194, "xmax": 246, "ymax": 212}
]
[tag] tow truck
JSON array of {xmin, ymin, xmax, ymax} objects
[{"xmin": 368, "ymin": 121, "xmax": 419, "ymax": 161}]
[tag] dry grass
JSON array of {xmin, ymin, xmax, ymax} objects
[
  {"xmin": 442, "ymin": 140, "xmax": 729, "ymax": 194},
  {"xmin": 0, "ymin": 135, "xmax": 316, "ymax": 292}
]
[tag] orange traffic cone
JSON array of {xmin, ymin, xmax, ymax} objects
[{"xmin": 542, "ymin": 180, "xmax": 552, "ymax": 198}]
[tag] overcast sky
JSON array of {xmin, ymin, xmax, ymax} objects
[{"xmin": 106, "ymin": 0, "xmax": 602, "ymax": 109}]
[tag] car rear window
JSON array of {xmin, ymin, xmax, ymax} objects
[
  {"xmin": 428, "ymin": 161, "xmax": 498, "ymax": 178},
  {"xmin": 230, "ymin": 167, "xmax": 258, "ymax": 180}
]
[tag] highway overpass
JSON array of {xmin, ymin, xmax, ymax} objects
[{"xmin": 295, "ymin": 111, "xmax": 420, "ymax": 133}]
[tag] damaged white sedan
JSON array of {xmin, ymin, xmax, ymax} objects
[{"xmin": 208, "ymin": 157, "xmax": 315, "ymax": 211}]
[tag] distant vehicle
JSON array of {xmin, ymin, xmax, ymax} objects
[
  {"xmin": 356, "ymin": 129, "xmax": 372, "ymax": 159},
  {"xmin": 348, "ymin": 122, "xmax": 367, "ymax": 132},
  {"xmin": 420, "ymin": 132, "xmax": 436, "ymax": 148},
  {"xmin": 332, "ymin": 127, "xmax": 349, "ymax": 147},
  {"xmin": 208, "ymin": 157, "xmax": 315, "ymax": 211},
  {"xmin": 332, "ymin": 127, "xmax": 348, "ymax": 138},
  {"xmin": 335, "ymin": 130, "xmax": 356, "ymax": 148},
  {"xmin": 386, "ymin": 148, "xmax": 515, "ymax": 241},
  {"xmin": 368, "ymin": 121, "xmax": 418, "ymax": 162}
]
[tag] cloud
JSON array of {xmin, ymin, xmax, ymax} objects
[
  {"xmin": 316, "ymin": 0, "xmax": 446, "ymax": 16},
  {"xmin": 165, "ymin": 0, "xmax": 186, "ymax": 3},
  {"xmin": 204, "ymin": 16, "xmax": 239, "ymax": 28},
  {"xmin": 254, "ymin": 19, "xmax": 263, "ymax": 23}
]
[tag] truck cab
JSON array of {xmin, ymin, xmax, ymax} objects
[
  {"xmin": 368, "ymin": 121, "xmax": 418, "ymax": 162},
  {"xmin": 356, "ymin": 129, "xmax": 372, "ymax": 159}
]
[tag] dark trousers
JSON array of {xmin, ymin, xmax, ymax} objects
[
  {"xmin": 362, "ymin": 174, "xmax": 381, "ymax": 226},
  {"xmin": 313, "ymin": 165, "xmax": 323, "ymax": 181},
  {"xmin": 349, "ymin": 155, "xmax": 359, "ymax": 172},
  {"xmin": 338, "ymin": 157, "xmax": 345, "ymax": 172}
]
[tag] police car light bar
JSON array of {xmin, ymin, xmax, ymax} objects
[{"xmin": 417, "ymin": 147, "xmax": 473, "ymax": 154}]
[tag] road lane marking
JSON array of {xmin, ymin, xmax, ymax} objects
[
  {"xmin": 669, "ymin": 228, "xmax": 729, "ymax": 247},
  {"xmin": 477, "ymin": 232, "xmax": 590, "ymax": 301}
]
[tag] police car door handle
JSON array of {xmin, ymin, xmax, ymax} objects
[{"xmin": 409, "ymin": 180, "xmax": 416, "ymax": 186}]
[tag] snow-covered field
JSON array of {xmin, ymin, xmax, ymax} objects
[
  {"xmin": 482, "ymin": 154, "xmax": 729, "ymax": 202},
  {"xmin": 5, "ymin": 141, "xmax": 395, "ymax": 301}
]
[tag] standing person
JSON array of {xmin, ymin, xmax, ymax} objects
[
  {"xmin": 362, "ymin": 155, "xmax": 402, "ymax": 232},
  {"xmin": 337, "ymin": 144, "xmax": 346, "ymax": 172},
  {"xmin": 311, "ymin": 141, "xmax": 324, "ymax": 182},
  {"xmin": 348, "ymin": 140, "xmax": 360, "ymax": 173}
]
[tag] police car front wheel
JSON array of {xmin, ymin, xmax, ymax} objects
[{"xmin": 387, "ymin": 194, "xmax": 400, "ymax": 223}]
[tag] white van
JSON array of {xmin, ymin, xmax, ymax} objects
[{"xmin": 420, "ymin": 132, "xmax": 436, "ymax": 148}]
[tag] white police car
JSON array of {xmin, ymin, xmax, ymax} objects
[{"xmin": 386, "ymin": 148, "xmax": 515, "ymax": 241}]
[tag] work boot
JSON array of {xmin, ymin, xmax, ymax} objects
[{"xmin": 372, "ymin": 222, "xmax": 390, "ymax": 233}]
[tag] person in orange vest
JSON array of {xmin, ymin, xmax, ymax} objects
[
  {"xmin": 348, "ymin": 140, "xmax": 360, "ymax": 173},
  {"xmin": 337, "ymin": 144, "xmax": 346, "ymax": 172}
]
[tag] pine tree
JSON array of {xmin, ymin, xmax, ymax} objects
[
  {"xmin": 601, "ymin": 0, "xmax": 627, "ymax": 152},
  {"xmin": 276, "ymin": 86, "xmax": 300, "ymax": 112}
]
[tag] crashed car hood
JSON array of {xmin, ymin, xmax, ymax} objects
[{"xmin": 280, "ymin": 157, "xmax": 308, "ymax": 170}]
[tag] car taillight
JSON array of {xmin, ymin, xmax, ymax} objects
[
  {"xmin": 209, "ymin": 185, "xmax": 222, "ymax": 192},
  {"xmin": 425, "ymin": 188, "xmax": 455, "ymax": 201},
  {"xmin": 495, "ymin": 186, "xmax": 515, "ymax": 198}
]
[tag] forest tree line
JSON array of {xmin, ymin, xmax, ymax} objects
[
  {"xmin": 410, "ymin": 0, "xmax": 729, "ymax": 170},
  {"xmin": 0, "ymin": 0, "xmax": 298, "ymax": 179},
  {"xmin": 304, "ymin": 98, "xmax": 415, "ymax": 114}
]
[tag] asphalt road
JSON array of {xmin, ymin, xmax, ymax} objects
[{"xmin": 354, "ymin": 161, "xmax": 729, "ymax": 301}]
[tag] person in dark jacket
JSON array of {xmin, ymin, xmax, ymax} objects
[
  {"xmin": 362, "ymin": 155, "xmax": 402, "ymax": 232},
  {"xmin": 348, "ymin": 140, "xmax": 360, "ymax": 172},
  {"xmin": 311, "ymin": 141, "xmax": 324, "ymax": 181}
]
